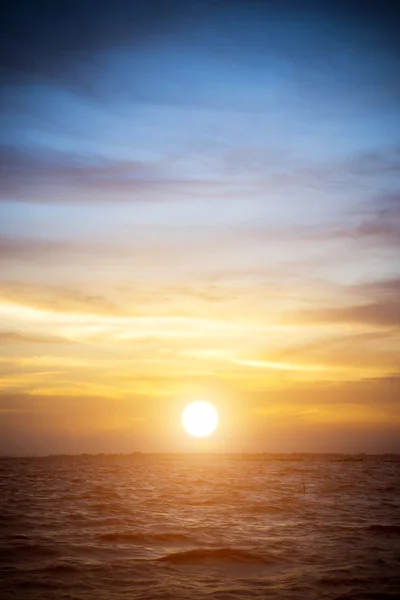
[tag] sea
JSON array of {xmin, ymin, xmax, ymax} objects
[{"xmin": 0, "ymin": 454, "xmax": 399, "ymax": 600}]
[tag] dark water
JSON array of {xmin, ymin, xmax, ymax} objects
[{"xmin": 1, "ymin": 454, "xmax": 400, "ymax": 600}]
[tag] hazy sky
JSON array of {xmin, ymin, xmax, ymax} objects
[{"xmin": 1, "ymin": 0, "xmax": 399, "ymax": 454}]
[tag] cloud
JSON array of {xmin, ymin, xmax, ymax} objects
[
  {"xmin": 274, "ymin": 330, "xmax": 400, "ymax": 370},
  {"xmin": 0, "ymin": 391, "xmax": 150, "ymax": 455},
  {"xmin": 0, "ymin": 281, "xmax": 118, "ymax": 316},
  {"xmin": 0, "ymin": 145, "xmax": 174, "ymax": 202},
  {"xmin": 302, "ymin": 189, "xmax": 400, "ymax": 249},
  {"xmin": 350, "ymin": 193, "xmax": 400, "ymax": 247},
  {"xmin": 1, "ymin": 373, "xmax": 400, "ymax": 455},
  {"xmin": 359, "ymin": 276, "xmax": 400, "ymax": 297},
  {"xmin": 306, "ymin": 302, "xmax": 400, "ymax": 328},
  {"xmin": 0, "ymin": 144, "xmax": 257, "ymax": 204},
  {"xmin": 239, "ymin": 187, "xmax": 400, "ymax": 250},
  {"xmin": 0, "ymin": 236, "xmax": 90, "ymax": 261},
  {"xmin": 2, "ymin": 141, "xmax": 399, "ymax": 209},
  {"xmin": 347, "ymin": 149, "xmax": 400, "ymax": 176},
  {"xmin": 250, "ymin": 373, "xmax": 400, "ymax": 416},
  {"xmin": 0, "ymin": 331, "xmax": 73, "ymax": 344},
  {"xmin": 299, "ymin": 277, "xmax": 400, "ymax": 328}
]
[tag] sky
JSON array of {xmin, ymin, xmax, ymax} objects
[{"xmin": 0, "ymin": 0, "xmax": 399, "ymax": 455}]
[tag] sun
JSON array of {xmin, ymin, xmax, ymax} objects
[{"xmin": 182, "ymin": 401, "xmax": 218, "ymax": 438}]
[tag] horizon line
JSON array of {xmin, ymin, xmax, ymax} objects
[{"xmin": 1, "ymin": 451, "xmax": 399, "ymax": 459}]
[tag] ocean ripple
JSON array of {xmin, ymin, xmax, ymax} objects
[{"xmin": 0, "ymin": 454, "xmax": 399, "ymax": 599}]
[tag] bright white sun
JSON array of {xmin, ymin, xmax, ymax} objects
[{"xmin": 182, "ymin": 401, "xmax": 218, "ymax": 438}]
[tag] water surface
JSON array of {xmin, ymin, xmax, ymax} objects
[{"xmin": 1, "ymin": 454, "xmax": 399, "ymax": 599}]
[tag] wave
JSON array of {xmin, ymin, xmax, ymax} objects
[
  {"xmin": 157, "ymin": 547, "xmax": 278, "ymax": 565},
  {"xmin": 333, "ymin": 594, "xmax": 399, "ymax": 600},
  {"xmin": 1, "ymin": 541, "xmax": 61, "ymax": 559},
  {"xmin": 367, "ymin": 525, "xmax": 400, "ymax": 536},
  {"xmin": 42, "ymin": 561, "xmax": 83, "ymax": 574},
  {"xmin": 248, "ymin": 503, "xmax": 288, "ymax": 514},
  {"xmin": 99, "ymin": 531, "xmax": 194, "ymax": 544},
  {"xmin": 318, "ymin": 575, "xmax": 372, "ymax": 586}
]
